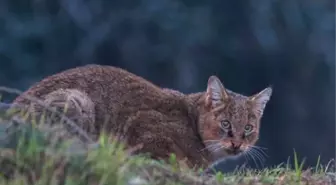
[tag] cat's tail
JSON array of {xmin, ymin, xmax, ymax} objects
[
  {"xmin": 1, "ymin": 89, "xmax": 96, "ymax": 144},
  {"xmin": 28, "ymin": 88, "xmax": 96, "ymax": 142}
]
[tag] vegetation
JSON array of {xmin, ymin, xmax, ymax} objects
[{"xmin": 0, "ymin": 98, "xmax": 333, "ymax": 185}]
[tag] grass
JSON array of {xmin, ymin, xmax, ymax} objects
[
  {"xmin": 0, "ymin": 118, "xmax": 332, "ymax": 184},
  {"xmin": 0, "ymin": 98, "xmax": 333, "ymax": 184}
]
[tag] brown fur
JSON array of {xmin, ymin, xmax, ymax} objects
[{"xmin": 12, "ymin": 64, "xmax": 272, "ymax": 169}]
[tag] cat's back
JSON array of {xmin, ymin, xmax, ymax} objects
[
  {"xmin": 13, "ymin": 64, "xmax": 193, "ymax": 129},
  {"xmin": 14, "ymin": 64, "xmax": 165, "ymax": 104}
]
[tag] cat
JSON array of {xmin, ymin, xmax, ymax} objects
[{"xmin": 10, "ymin": 64, "xmax": 272, "ymax": 169}]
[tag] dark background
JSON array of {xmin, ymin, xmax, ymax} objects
[{"xmin": 0, "ymin": 0, "xmax": 334, "ymax": 171}]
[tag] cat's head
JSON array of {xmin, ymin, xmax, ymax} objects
[{"xmin": 198, "ymin": 76, "xmax": 272, "ymax": 159}]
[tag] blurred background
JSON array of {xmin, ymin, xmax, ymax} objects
[{"xmin": 0, "ymin": 0, "xmax": 334, "ymax": 171}]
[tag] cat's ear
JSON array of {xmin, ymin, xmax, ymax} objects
[
  {"xmin": 205, "ymin": 76, "xmax": 229, "ymax": 108},
  {"xmin": 249, "ymin": 87, "xmax": 272, "ymax": 117}
]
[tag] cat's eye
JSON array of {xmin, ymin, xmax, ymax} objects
[
  {"xmin": 244, "ymin": 124, "xmax": 253, "ymax": 133},
  {"xmin": 220, "ymin": 120, "xmax": 231, "ymax": 129}
]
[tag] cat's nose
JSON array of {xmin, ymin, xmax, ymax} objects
[{"xmin": 230, "ymin": 141, "xmax": 242, "ymax": 149}]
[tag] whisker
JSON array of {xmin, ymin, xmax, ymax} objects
[
  {"xmin": 245, "ymin": 151, "xmax": 255, "ymax": 168},
  {"xmin": 213, "ymin": 145, "xmax": 226, "ymax": 152},
  {"xmin": 248, "ymin": 145, "xmax": 269, "ymax": 156},
  {"xmin": 256, "ymin": 149, "xmax": 266, "ymax": 160},
  {"xmin": 245, "ymin": 149, "xmax": 259, "ymax": 169},
  {"xmin": 249, "ymin": 145, "xmax": 268, "ymax": 150},
  {"xmin": 250, "ymin": 146, "xmax": 268, "ymax": 161},
  {"xmin": 254, "ymin": 147, "xmax": 269, "ymax": 157},
  {"xmin": 203, "ymin": 140, "xmax": 221, "ymax": 143},
  {"xmin": 201, "ymin": 142, "xmax": 221, "ymax": 152},
  {"xmin": 242, "ymin": 152, "xmax": 250, "ymax": 167},
  {"xmin": 247, "ymin": 145, "xmax": 269, "ymax": 158},
  {"xmin": 253, "ymin": 152, "xmax": 263, "ymax": 168},
  {"xmin": 249, "ymin": 147, "xmax": 266, "ymax": 168},
  {"xmin": 251, "ymin": 150, "xmax": 263, "ymax": 167},
  {"xmin": 200, "ymin": 144, "xmax": 217, "ymax": 151}
]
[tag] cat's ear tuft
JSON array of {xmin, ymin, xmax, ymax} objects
[
  {"xmin": 249, "ymin": 87, "xmax": 272, "ymax": 116},
  {"xmin": 205, "ymin": 76, "xmax": 229, "ymax": 108}
]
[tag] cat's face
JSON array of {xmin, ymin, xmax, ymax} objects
[{"xmin": 198, "ymin": 76, "xmax": 272, "ymax": 158}]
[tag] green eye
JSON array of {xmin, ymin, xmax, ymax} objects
[
  {"xmin": 220, "ymin": 120, "xmax": 231, "ymax": 129},
  {"xmin": 244, "ymin": 124, "xmax": 253, "ymax": 133}
]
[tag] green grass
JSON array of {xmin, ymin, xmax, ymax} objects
[{"xmin": 0, "ymin": 104, "xmax": 334, "ymax": 185}]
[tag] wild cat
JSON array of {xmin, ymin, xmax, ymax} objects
[{"xmin": 11, "ymin": 64, "xmax": 272, "ymax": 169}]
